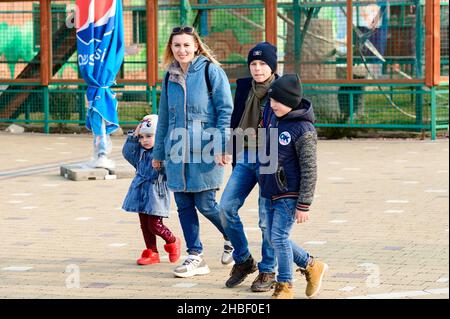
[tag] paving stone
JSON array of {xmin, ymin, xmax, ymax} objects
[
  {"xmin": 0, "ymin": 135, "xmax": 448, "ymax": 299},
  {"xmin": 63, "ymin": 258, "xmax": 90, "ymax": 263},
  {"xmin": 383, "ymin": 246, "xmax": 404, "ymax": 251},
  {"xmin": 12, "ymin": 242, "xmax": 34, "ymax": 246},
  {"xmin": 85, "ymin": 283, "xmax": 112, "ymax": 289},
  {"xmin": 60, "ymin": 164, "xmax": 134, "ymax": 181},
  {"xmin": 66, "ymin": 167, "xmax": 109, "ymax": 181},
  {"xmin": 108, "ymin": 167, "xmax": 135, "ymax": 179},
  {"xmin": 333, "ymin": 273, "xmax": 369, "ymax": 279}
]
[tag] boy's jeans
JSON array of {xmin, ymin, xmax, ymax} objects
[
  {"xmin": 174, "ymin": 190, "xmax": 228, "ymax": 255},
  {"xmin": 265, "ymin": 197, "xmax": 310, "ymax": 283},
  {"xmin": 219, "ymin": 150, "xmax": 276, "ymax": 273}
]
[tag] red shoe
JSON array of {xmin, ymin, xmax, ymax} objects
[
  {"xmin": 164, "ymin": 237, "xmax": 181, "ymax": 263},
  {"xmin": 137, "ymin": 249, "xmax": 160, "ymax": 265}
]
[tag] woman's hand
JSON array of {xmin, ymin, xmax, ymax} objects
[
  {"xmin": 214, "ymin": 154, "xmax": 231, "ymax": 166},
  {"xmin": 152, "ymin": 159, "xmax": 162, "ymax": 169},
  {"xmin": 295, "ymin": 210, "xmax": 309, "ymax": 224}
]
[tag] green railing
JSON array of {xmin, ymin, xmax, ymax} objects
[{"xmin": 1, "ymin": 81, "xmax": 447, "ymax": 138}]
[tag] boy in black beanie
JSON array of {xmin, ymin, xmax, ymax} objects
[
  {"xmin": 247, "ymin": 41, "xmax": 278, "ymax": 74},
  {"xmin": 220, "ymin": 41, "xmax": 279, "ymax": 293},
  {"xmin": 259, "ymin": 74, "xmax": 328, "ymax": 299}
]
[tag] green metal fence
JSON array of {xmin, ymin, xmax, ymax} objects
[
  {"xmin": 1, "ymin": 82, "xmax": 447, "ymax": 136},
  {"xmin": 0, "ymin": 0, "xmax": 448, "ymax": 138}
]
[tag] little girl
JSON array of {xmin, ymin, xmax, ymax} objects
[{"xmin": 122, "ymin": 114, "xmax": 181, "ymax": 265}]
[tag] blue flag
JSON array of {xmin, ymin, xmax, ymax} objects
[{"xmin": 76, "ymin": 0, "xmax": 124, "ymax": 136}]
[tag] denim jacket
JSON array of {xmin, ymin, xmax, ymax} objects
[
  {"xmin": 153, "ymin": 55, "xmax": 233, "ymax": 192},
  {"xmin": 121, "ymin": 135, "xmax": 170, "ymax": 217}
]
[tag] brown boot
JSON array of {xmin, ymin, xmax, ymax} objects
[
  {"xmin": 298, "ymin": 257, "xmax": 328, "ymax": 298},
  {"xmin": 225, "ymin": 255, "xmax": 257, "ymax": 288},
  {"xmin": 271, "ymin": 282, "xmax": 293, "ymax": 299},
  {"xmin": 251, "ymin": 272, "xmax": 276, "ymax": 292}
]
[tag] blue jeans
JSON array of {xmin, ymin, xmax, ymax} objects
[
  {"xmin": 219, "ymin": 150, "xmax": 276, "ymax": 273},
  {"xmin": 265, "ymin": 198, "xmax": 310, "ymax": 283},
  {"xmin": 174, "ymin": 190, "xmax": 228, "ymax": 255}
]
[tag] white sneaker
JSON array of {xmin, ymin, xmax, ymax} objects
[
  {"xmin": 93, "ymin": 155, "xmax": 115, "ymax": 170},
  {"xmin": 221, "ymin": 240, "xmax": 235, "ymax": 266},
  {"xmin": 173, "ymin": 254, "xmax": 210, "ymax": 278}
]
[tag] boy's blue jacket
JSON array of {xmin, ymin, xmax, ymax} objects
[
  {"xmin": 121, "ymin": 136, "xmax": 170, "ymax": 217},
  {"xmin": 259, "ymin": 98, "xmax": 317, "ymax": 206},
  {"xmin": 230, "ymin": 77, "xmax": 252, "ymax": 130}
]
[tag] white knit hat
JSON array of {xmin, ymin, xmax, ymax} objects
[{"xmin": 139, "ymin": 114, "xmax": 158, "ymax": 135}]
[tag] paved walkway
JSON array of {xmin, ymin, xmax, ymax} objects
[{"xmin": 0, "ymin": 133, "xmax": 448, "ymax": 299}]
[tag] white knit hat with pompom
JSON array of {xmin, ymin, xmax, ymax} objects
[{"xmin": 139, "ymin": 114, "xmax": 158, "ymax": 135}]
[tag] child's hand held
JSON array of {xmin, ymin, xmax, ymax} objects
[{"xmin": 152, "ymin": 159, "xmax": 162, "ymax": 169}]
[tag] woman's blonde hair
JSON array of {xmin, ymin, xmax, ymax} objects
[{"xmin": 162, "ymin": 26, "xmax": 220, "ymax": 70}]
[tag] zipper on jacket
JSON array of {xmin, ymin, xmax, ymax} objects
[
  {"xmin": 182, "ymin": 71, "xmax": 188, "ymax": 191},
  {"xmin": 272, "ymin": 116, "xmax": 289, "ymax": 192},
  {"xmin": 275, "ymin": 166, "xmax": 289, "ymax": 192}
]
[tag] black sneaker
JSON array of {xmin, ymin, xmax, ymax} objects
[
  {"xmin": 250, "ymin": 272, "xmax": 276, "ymax": 292},
  {"xmin": 225, "ymin": 255, "xmax": 257, "ymax": 288}
]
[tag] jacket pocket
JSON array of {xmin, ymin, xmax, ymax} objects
[
  {"xmin": 154, "ymin": 173, "xmax": 167, "ymax": 198},
  {"xmin": 275, "ymin": 166, "xmax": 289, "ymax": 193},
  {"xmin": 187, "ymin": 112, "xmax": 215, "ymax": 154}
]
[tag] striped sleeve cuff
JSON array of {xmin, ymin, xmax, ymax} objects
[{"xmin": 296, "ymin": 203, "xmax": 310, "ymax": 212}]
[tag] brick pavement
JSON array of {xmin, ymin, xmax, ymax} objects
[{"xmin": 0, "ymin": 133, "xmax": 448, "ymax": 299}]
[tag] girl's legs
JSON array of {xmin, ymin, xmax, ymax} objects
[
  {"xmin": 148, "ymin": 216, "xmax": 181, "ymax": 263},
  {"xmin": 137, "ymin": 213, "xmax": 161, "ymax": 265},
  {"xmin": 138, "ymin": 213, "xmax": 157, "ymax": 252},
  {"xmin": 147, "ymin": 216, "xmax": 176, "ymax": 244}
]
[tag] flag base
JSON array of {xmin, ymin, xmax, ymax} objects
[{"xmin": 90, "ymin": 155, "xmax": 116, "ymax": 170}]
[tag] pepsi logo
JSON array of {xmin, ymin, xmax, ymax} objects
[
  {"xmin": 76, "ymin": 0, "xmax": 116, "ymax": 45},
  {"xmin": 76, "ymin": 0, "xmax": 114, "ymax": 30},
  {"xmin": 78, "ymin": 48, "xmax": 107, "ymax": 66}
]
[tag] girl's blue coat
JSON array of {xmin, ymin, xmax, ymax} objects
[{"xmin": 121, "ymin": 136, "xmax": 170, "ymax": 217}]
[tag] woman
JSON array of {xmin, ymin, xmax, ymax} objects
[
  {"xmin": 152, "ymin": 26, "xmax": 234, "ymax": 278},
  {"xmin": 219, "ymin": 42, "xmax": 279, "ymax": 292}
]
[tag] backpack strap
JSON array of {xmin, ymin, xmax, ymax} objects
[
  {"xmin": 165, "ymin": 60, "xmax": 212, "ymax": 98},
  {"xmin": 204, "ymin": 60, "xmax": 212, "ymax": 97},
  {"xmin": 164, "ymin": 71, "xmax": 170, "ymax": 99}
]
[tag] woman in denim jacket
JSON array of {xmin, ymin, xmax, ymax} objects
[{"xmin": 152, "ymin": 26, "xmax": 234, "ymax": 278}]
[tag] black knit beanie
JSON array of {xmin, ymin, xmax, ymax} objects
[
  {"xmin": 268, "ymin": 74, "xmax": 303, "ymax": 109},
  {"xmin": 247, "ymin": 42, "xmax": 277, "ymax": 73}
]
